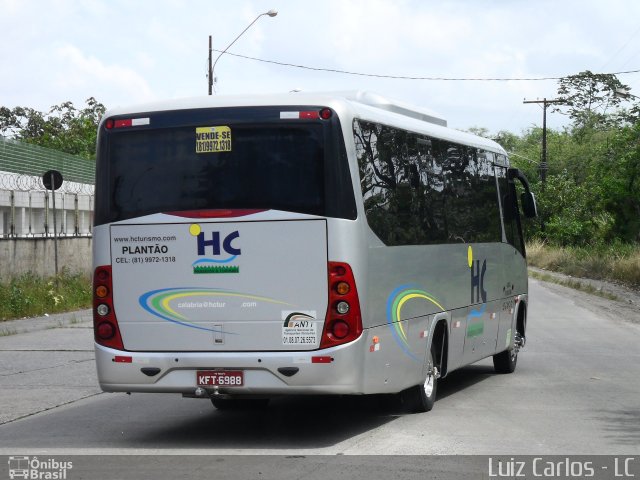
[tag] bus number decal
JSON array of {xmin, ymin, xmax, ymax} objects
[{"xmin": 195, "ymin": 126, "xmax": 232, "ymax": 153}]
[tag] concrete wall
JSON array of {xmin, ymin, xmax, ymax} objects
[
  {"xmin": 0, "ymin": 237, "xmax": 92, "ymax": 279},
  {"xmin": 0, "ymin": 189, "xmax": 93, "ymax": 237}
]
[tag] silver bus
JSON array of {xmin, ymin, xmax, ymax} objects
[{"xmin": 93, "ymin": 91, "xmax": 537, "ymax": 412}]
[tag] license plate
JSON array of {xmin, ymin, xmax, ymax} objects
[{"xmin": 196, "ymin": 370, "xmax": 244, "ymax": 387}]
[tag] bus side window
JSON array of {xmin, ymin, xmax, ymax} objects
[{"xmin": 496, "ymin": 165, "xmax": 525, "ymax": 257}]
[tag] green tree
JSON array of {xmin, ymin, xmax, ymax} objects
[
  {"xmin": 594, "ymin": 122, "xmax": 640, "ymax": 242},
  {"xmin": 554, "ymin": 70, "xmax": 628, "ymax": 135},
  {"xmin": 0, "ymin": 97, "xmax": 105, "ymax": 159},
  {"xmin": 504, "ymin": 70, "xmax": 640, "ymax": 247}
]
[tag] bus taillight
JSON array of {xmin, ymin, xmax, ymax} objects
[
  {"xmin": 320, "ymin": 262, "xmax": 363, "ymax": 348},
  {"xmin": 93, "ymin": 265, "xmax": 124, "ymax": 350}
]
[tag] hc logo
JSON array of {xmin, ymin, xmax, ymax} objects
[
  {"xmin": 470, "ymin": 258, "xmax": 487, "ymax": 304},
  {"xmin": 197, "ymin": 230, "xmax": 241, "ymax": 256}
]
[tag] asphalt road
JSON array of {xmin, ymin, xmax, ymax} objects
[{"xmin": 0, "ymin": 278, "xmax": 639, "ymax": 458}]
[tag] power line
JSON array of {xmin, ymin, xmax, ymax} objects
[
  {"xmin": 213, "ymin": 49, "xmax": 640, "ymax": 82},
  {"xmin": 507, "ymin": 151, "xmax": 540, "ymax": 165},
  {"xmin": 599, "ymin": 24, "xmax": 640, "ymax": 71}
]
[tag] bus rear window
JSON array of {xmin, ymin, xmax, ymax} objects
[{"xmin": 95, "ymin": 112, "xmax": 356, "ymax": 224}]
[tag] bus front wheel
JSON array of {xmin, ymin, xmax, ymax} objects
[{"xmin": 493, "ymin": 329, "xmax": 523, "ymax": 373}]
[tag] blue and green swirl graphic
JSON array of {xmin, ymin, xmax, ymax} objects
[
  {"xmin": 386, "ymin": 285, "xmax": 445, "ymax": 362},
  {"xmin": 139, "ymin": 287, "xmax": 290, "ymax": 333}
]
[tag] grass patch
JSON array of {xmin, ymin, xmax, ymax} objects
[
  {"xmin": 529, "ymin": 270, "xmax": 619, "ymax": 301},
  {"xmin": 527, "ymin": 240, "xmax": 640, "ymax": 288},
  {"xmin": 0, "ymin": 271, "xmax": 91, "ymax": 322}
]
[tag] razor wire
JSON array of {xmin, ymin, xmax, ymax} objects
[{"xmin": 0, "ymin": 171, "xmax": 94, "ymax": 194}]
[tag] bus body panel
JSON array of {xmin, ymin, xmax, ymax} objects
[{"xmin": 360, "ymin": 241, "xmax": 525, "ymax": 373}]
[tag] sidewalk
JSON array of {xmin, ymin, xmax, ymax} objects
[
  {"xmin": 0, "ymin": 309, "xmax": 101, "ymax": 425},
  {"xmin": 0, "ymin": 309, "xmax": 92, "ymax": 336}
]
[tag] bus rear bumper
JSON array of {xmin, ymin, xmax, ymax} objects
[{"xmin": 94, "ymin": 338, "xmax": 367, "ymax": 396}]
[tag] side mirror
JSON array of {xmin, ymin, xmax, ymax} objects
[
  {"xmin": 509, "ymin": 168, "xmax": 538, "ymax": 218},
  {"xmin": 521, "ymin": 191, "xmax": 538, "ymax": 218}
]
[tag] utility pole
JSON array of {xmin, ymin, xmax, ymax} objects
[
  {"xmin": 523, "ymin": 98, "xmax": 563, "ymax": 185},
  {"xmin": 208, "ymin": 35, "xmax": 213, "ymax": 95}
]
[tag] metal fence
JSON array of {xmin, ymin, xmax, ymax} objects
[
  {"xmin": 0, "ymin": 136, "xmax": 95, "ymax": 184},
  {"xmin": 0, "ymin": 137, "xmax": 95, "ymax": 238}
]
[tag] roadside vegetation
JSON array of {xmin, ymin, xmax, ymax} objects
[
  {"xmin": 0, "ymin": 271, "xmax": 92, "ymax": 321},
  {"xmin": 527, "ymin": 240, "xmax": 640, "ymax": 288},
  {"xmin": 527, "ymin": 270, "xmax": 619, "ymax": 301}
]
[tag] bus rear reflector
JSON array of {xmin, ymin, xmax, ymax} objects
[
  {"xmin": 320, "ymin": 262, "xmax": 363, "ymax": 349},
  {"xmin": 312, "ymin": 356, "xmax": 333, "ymax": 364},
  {"xmin": 93, "ymin": 265, "xmax": 125, "ymax": 350}
]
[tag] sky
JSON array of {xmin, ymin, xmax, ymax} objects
[{"xmin": 2, "ymin": 0, "xmax": 640, "ymax": 134}]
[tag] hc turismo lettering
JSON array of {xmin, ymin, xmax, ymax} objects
[
  {"xmin": 197, "ymin": 230, "xmax": 241, "ymax": 256},
  {"xmin": 471, "ymin": 258, "xmax": 487, "ymax": 303}
]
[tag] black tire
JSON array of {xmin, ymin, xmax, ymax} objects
[
  {"xmin": 493, "ymin": 348, "xmax": 517, "ymax": 373},
  {"xmin": 402, "ymin": 348, "xmax": 438, "ymax": 413},
  {"xmin": 493, "ymin": 333, "xmax": 519, "ymax": 373},
  {"xmin": 211, "ymin": 397, "xmax": 270, "ymax": 410}
]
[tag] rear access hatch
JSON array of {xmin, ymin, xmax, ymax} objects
[{"xmin": 109, "ymin": 218, "xmax": 328, "ymax": 352}]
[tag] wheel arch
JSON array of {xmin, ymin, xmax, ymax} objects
[
  {"xmin": 516, "ymin": 298, "xmax": 527, "ymax": 339},
  {"xmin": 430, "ymin": 314, "xmax": 449, "ymax": 378}
]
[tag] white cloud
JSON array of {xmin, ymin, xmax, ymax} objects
[
  {"xmin": 2, "ymin": 0, "xmax": 640, "ymax": 132},
  {"xmin": 54, "ymin": 43, "xmax": 156, "ymax": 106}
]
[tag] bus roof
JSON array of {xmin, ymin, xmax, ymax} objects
[{"xmin": 103, "ymin": 91, "xmax": 507, "ymax": 156}]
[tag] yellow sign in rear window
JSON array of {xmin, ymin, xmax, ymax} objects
[{"xmin": 195, "ymin": 126, "xmax": 232, "ymax": 153}]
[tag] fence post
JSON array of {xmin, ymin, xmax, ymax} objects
[
  {"xmin": 9, "ymin": 190, "xmax": 15, "ymax": 237},
  {"xmin": 44, "ymin": 191, "xmax": 49, "ymax": 236},
  {"xmin": 60, "ymin": 192, "xmax": 65, "ymax": 235},
  {"xmin": 89, "ymin": 195, "xmax": 93, "ymax": 236},
  {"xmin": 74, "ymin": 193, "xmax": 79, "ymax": 236},
  {"xmin": 28, "ymin": 191, "xmax": 32, "ymax": 236}
]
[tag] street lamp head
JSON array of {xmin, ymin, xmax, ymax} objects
[{"xmin": 210, "ymin": 8, "xmax": 279, "ymax": 94}]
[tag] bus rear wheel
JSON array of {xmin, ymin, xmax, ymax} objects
[{"xmin": 402, "ymin": 348, "xmax": 438, "ymax": 413}]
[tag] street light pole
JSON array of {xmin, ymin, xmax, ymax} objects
[
  {"xmin": 208, "ymin": 35, "xmax": 213, "ymax": 95},
  {"xmin": 208, "ymin": 9, "xmax": 277, "ymax": 95}
]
